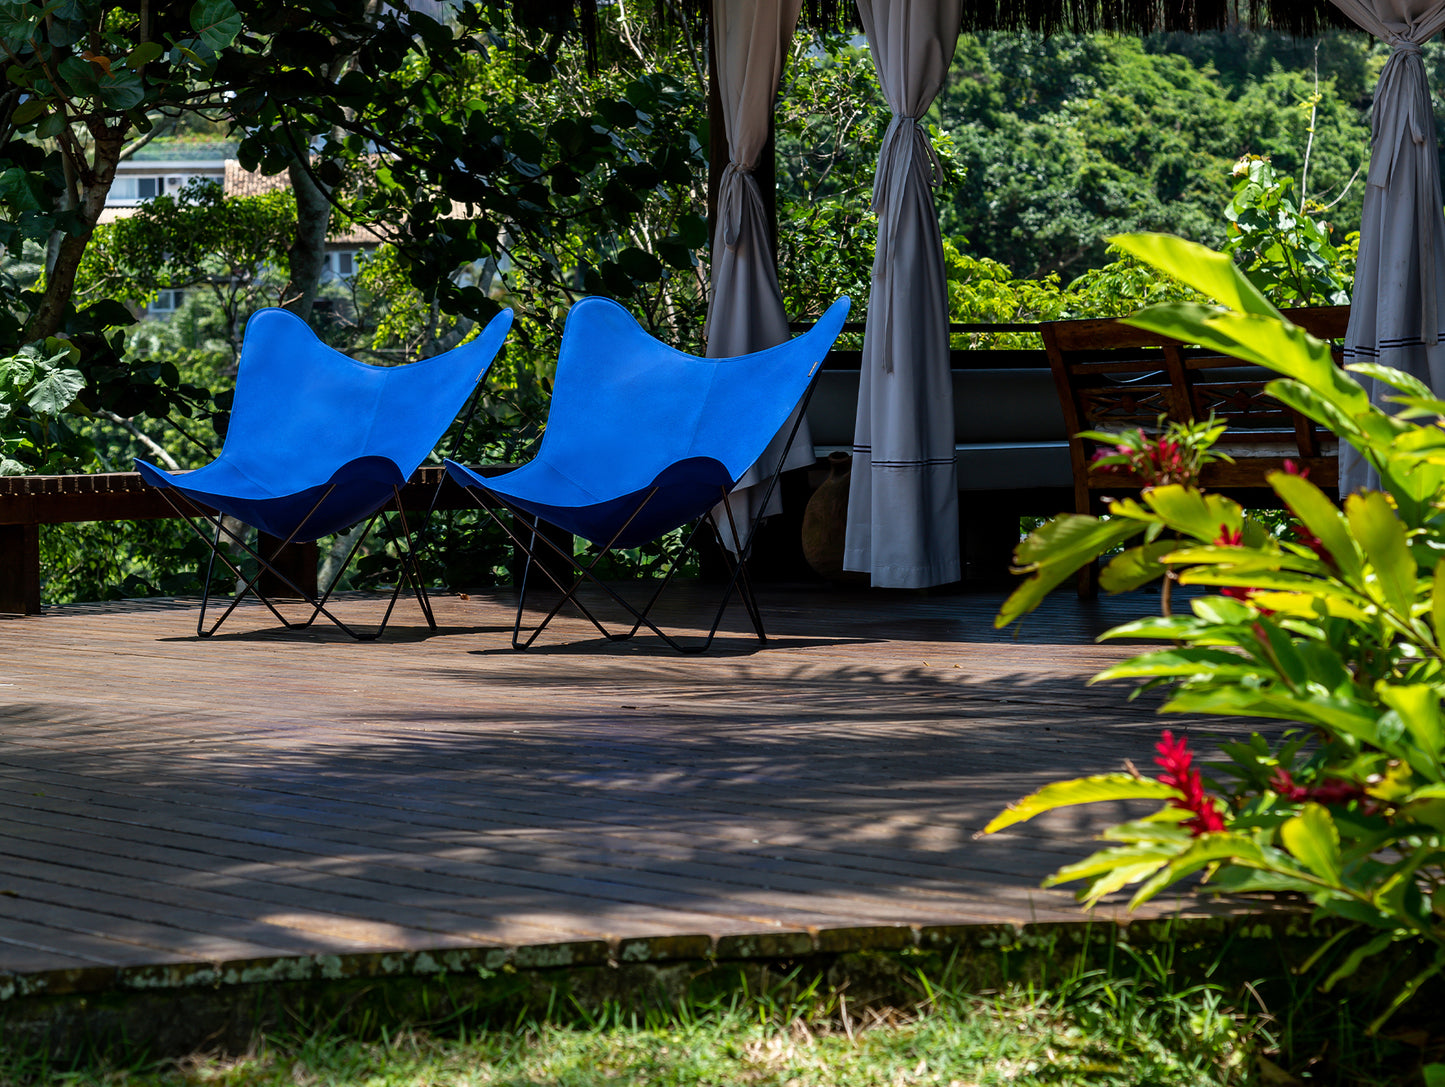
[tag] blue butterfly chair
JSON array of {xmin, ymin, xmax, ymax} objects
[
  {"xmin": 445, "ymin": 295, "xmax": 851, "ymax": 653},
  {"xmin": 136, "ymin": 306, "xmax": 514, "ymax": 639}
]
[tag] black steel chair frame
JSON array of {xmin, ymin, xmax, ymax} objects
[
  {"xmin": 158, "ymin": 485, "xmax": 436, "ymax": 641},
  {"xmin": 462, "ymin": 381, "xmax": 818, "ymax": 654}
]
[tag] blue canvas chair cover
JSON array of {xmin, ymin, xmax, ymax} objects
[
  {"xmin": 136, "ymin": 306, "xmax": 513, "ymax": 639},
  {"xmin": 445, "ymin": 295, "xmax": 850, "ymax": 652}
]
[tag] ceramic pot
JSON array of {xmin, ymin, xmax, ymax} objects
[{"xmin": 801, "ymin": 451, "xmax": 859, "ymax": 581}]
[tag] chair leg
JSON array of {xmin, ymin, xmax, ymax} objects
[
  {"xmin": 467, "ymin": 486, "xmax": 773, "ymax": 654},
  {"xmin": 466, "ymin": 489, "xmax": 719, "ymax": 651},
  {"xmin": 160, "ymin": 489, "xmax": 433, "ymax": 640},
  {"xmin": 497, "ymin": 500, "xmax": 651, "ymax": 648},
  {"xmin": 191, "ymin": 509, "xmax": 304, "ymax": 637}
]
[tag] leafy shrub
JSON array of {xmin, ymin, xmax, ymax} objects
[
  {"xmin": 987, "ymin": 233, "xmax": 1445, "ymax": 1034},
  {"xmin": 0, "ymin": 340, "xmax": 91, "ymax": 474}
]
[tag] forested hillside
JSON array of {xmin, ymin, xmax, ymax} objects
[
  {"xmin": 774, "ymin": 26, "xmax": 1408, "ymax": 323},
  {"xmin": 941, "ymin": 30, "xmax": 1375, "ymax": 278}
]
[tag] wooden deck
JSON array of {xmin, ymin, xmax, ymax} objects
[{"xmin": 0, "ymin": 584, "xmax": 1278, "ymax": 986}]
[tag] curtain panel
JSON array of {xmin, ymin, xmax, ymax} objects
[
  {"xmin": 843, "ymin": 0, "xmax": 964, "ymax": 587},
  {"xmin": 706, "ymin": 0, "xmax": 808, "ymax": 552},
  {"xmin": 1330, "ymin": 0, "xmax": 1445, "ymax": 494}
]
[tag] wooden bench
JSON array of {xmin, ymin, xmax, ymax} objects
[
  {"xmin": 1041, "ymin": 305, "xmax": 1349, "ymax": 595},
  {"xmin": 0, "ymin": 466, "xmax": 485, "ymax": 615},
  {"xmin": 1041, "ymin": 305, "xmax": 1349, "ymax": 521}
]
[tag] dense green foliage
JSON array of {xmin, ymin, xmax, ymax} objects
[{"xmin": 940, "ymin": 31, "xmax": 1374, "ymax": 280}]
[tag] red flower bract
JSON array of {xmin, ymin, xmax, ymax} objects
[
  {"xmin": 1154, "ymin": 730, "xmax": 1227, "ymax": 835},
  {"xmin": 1215, "ymin": 523, "xmax": 1243, "ymax": 547},
  {"xmin": 1269, "ymin": 767, "xmax": 1368, "ymax": 808}
]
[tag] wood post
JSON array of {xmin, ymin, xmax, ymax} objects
[
  {"xmin": 257, "ymin": 535, "xmax": 320, "ymax": 600},
  {"xmin": 0, "ymin": 523, "xmax": 41, "ymax": 615}
]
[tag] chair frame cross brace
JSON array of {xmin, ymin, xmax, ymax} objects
[{"xmin": 157, "ymin": 485, "xmax": 435, "ymax": 641}]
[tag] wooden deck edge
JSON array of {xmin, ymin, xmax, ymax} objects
[
  {"xmin": 2, "ymin": 910, "xmax": 1343, "ymax": 1063},
  {"xmin": 0, "ymin": 909, "xmax": 1328, "ymax": 1004}
]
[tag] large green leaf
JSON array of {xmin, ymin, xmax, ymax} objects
[
  {"xmin": 1097, "ymin": 615, "xmax": 1213, "ymax": 642},
  {"xmin": 1248, "ymin": 590, "xmax": 1372, "ymax": 625},
  {"xmin": 1098, "ymin": 539, "xmax": 1176, "ymax": 592},
  {"xmin": 1348, "ymin": 362, "xmax": 1436, "ymax": 399},
  {"xmin": 982, "ymin": 774, "xmax": 1178, "ymax": 834},
  {"xmin": 1164, "ymin": 687, "xmax": 1382, "ymax": 739},
  {"xmin": 1109, "ymin": 262, "xmax": 1370, "ymax": 418},
  {"xmin": 1346, "ymin": 490, "xmax": 1416, "ymax": 616},
  {"xmin": 190, "ymin": 0, "xmax": 242, "ymax": 55},
  {"xmin": 25, "ymin": 366, "xmax": 85, "ymax": 415},
  {"xmin": 1107, "ymin": 233, "xmax": 1280, "ymax": 318},
  {"xmin": 1142, "ymin": 486, "xmax": 1244, "ymax": 542},
  {"xmin": 1189, "ymin": 595, "xmax": 1259, "ymax": 625},
  {"xmin": 1178, "ymin": 569, "xmax": 1375, "ymax": 613},
  {"xmin": 996, "ymin": 514, "xmax": 1146, "ymax": 628},
  {"xmin": 1264, "ymin": 377, "xmax": 1376, "ymax": 445},
  {"xmin": 1270, "ymin": 469, "xmax": 1364, "ymax": 584},
  {"xmin": 1280, "ymin": 803, "xmax": 1342, "ymax": 884},
  {"xmin": 1162, "ymin": 545, "xmax": 1329, "ymax": 580},
  {"xmin": 1091, "ymin": 647, "xmax": 1265, "ymax": 684},
  {"xmin": 1046, "ymin": 849, "xmax": 1175, "ymax": 901},
  {"xmin": 1128, "ymin": 834, "xmax": 1290, "ymax": 908},
  {"xmin": 97, "ymin": 67, "xmax": 145, "ymax": 109},
  {"xmin": 1376, "ymin": 684, "xmax": 1444, "ymax": 779}
]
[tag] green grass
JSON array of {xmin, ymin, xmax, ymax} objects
[
  {"xmin": 3, "ymin": 999, "xmax": 1246, "ymax": 1087},
  {"xmin": 5, "ymin": 941, "xmax": 1440, "ymax": 1086},
  {"xmin": 0, "ymin": 957, "xmax": 1262, "ymax": 1087}
]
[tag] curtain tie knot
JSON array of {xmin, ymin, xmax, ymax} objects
[
  {"xmin": 718, "ymin": 161, "xmax": 762, "ymax": 249},
  {"xmin": 871, "ymin": 114, "xmax": 944, "ymax": 218}
]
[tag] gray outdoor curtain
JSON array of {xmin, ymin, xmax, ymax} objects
[
  {"xmin": 706, "ymin": 0, "xmax": 808, "ymax": 552},
  {"xmin": 843, "ymin": 0, "xmax": 964, "ymax": 587},
  {"xmin": 1329, "ymin": 0, "xmax": 1445, "ymax": 494}
]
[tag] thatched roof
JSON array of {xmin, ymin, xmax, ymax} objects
[{"xmin": 517, "ymin": 1, "xmax": 1352, "ymax": 48}]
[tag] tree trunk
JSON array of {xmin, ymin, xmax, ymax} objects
[
  {"xmin": 283, "ymin": 158, "xmax": 332, "ymax": 321},
  {"xmin": 26, "ymin": 131, "xmax": 123, "ymax": 342}
]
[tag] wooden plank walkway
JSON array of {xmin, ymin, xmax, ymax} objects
[{"xmin": 0, "ymin": 585, "xmax": 1278, "ymax": 983}]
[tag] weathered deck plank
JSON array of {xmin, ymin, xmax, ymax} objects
[{"xmin": 1, "ymin": 586, "xmax": 1270, "ymax": 977}]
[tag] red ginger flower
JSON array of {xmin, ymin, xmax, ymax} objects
[{"xmin": 1154, "ymin": 730, "xmax": 1227, "ymax": 835}]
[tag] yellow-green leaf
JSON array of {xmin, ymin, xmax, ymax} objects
[
  {"xmin": 982, "ymin": 774, "xmax": 1178, "ymax": 834},
  {"xmin": 1107, "ymin": 233, "xmax": 1279, "ymax": 318},
  {"xmin": 1346, "ymin": 491, "xmax": 1416, "ymax": 616},
  {"xmin": 1270, "ymin": 469, "xmax": 1364, "ymax": 584},
  {"xmin": 1280, "ymin": 803, "xmax": 1342, "ymax": 885}
]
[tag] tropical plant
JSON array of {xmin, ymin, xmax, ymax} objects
[
  {"xmin": 0, "ymin": 339, "xmax": 88, "ymax": 473},
  {"xmin": 1222, "ymin": 154, "xmax": 1356, "ymax": 306},
  {"xmin": 987, "ymin": 232, "xmax": 1445, "ymax": 1034},
  {"xmin": 75, "ymin": 179, "xmax": 298, "ymax": 360}
]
